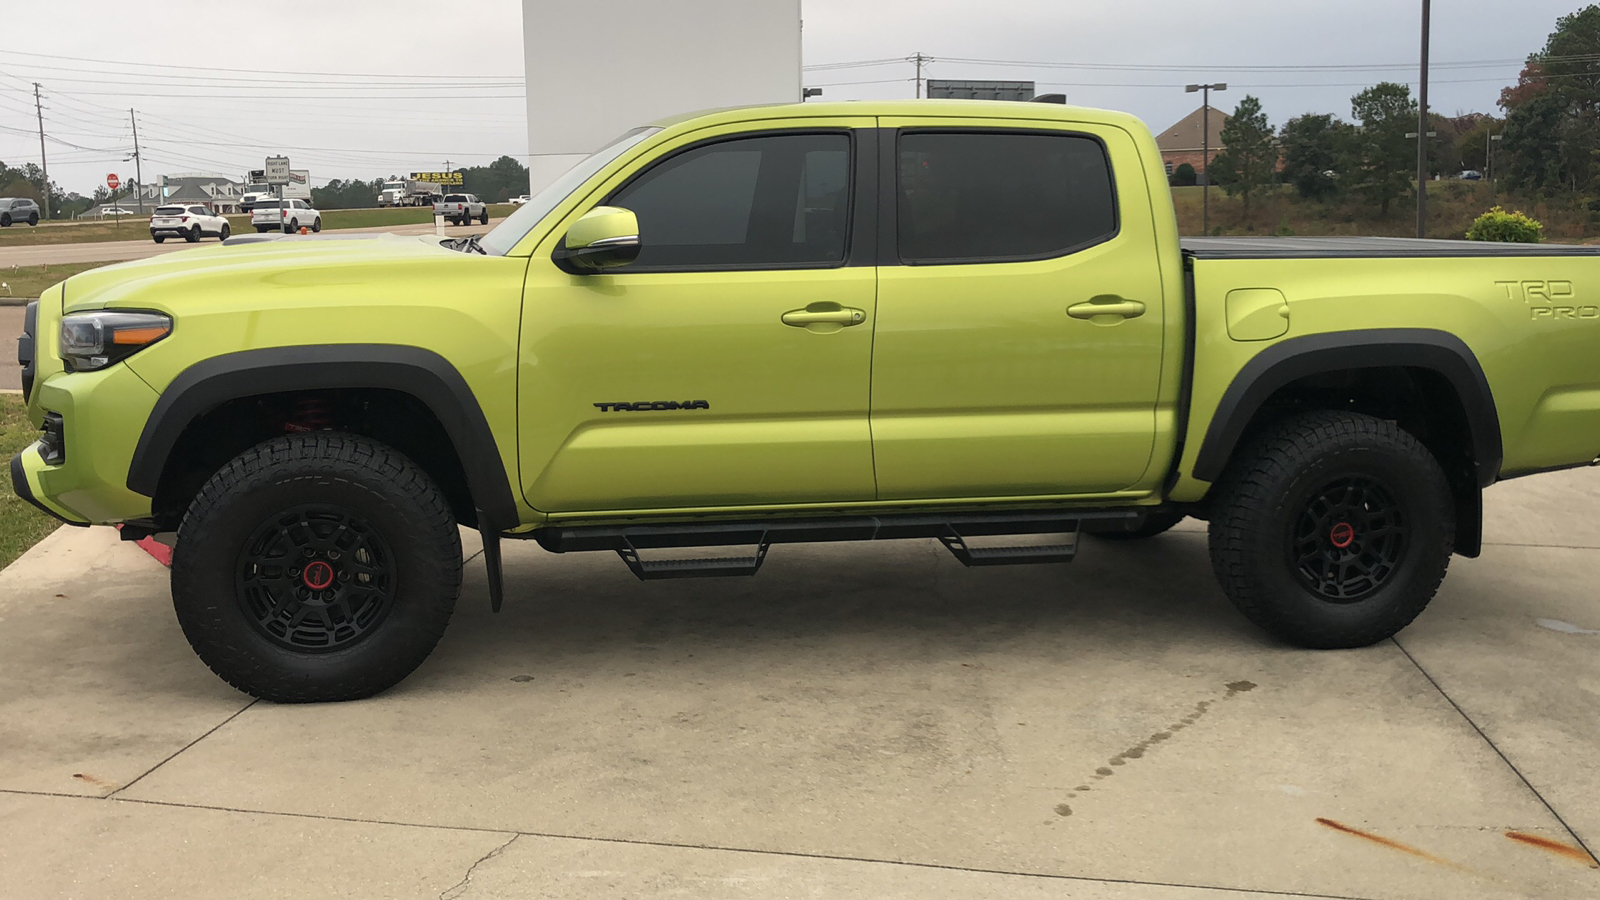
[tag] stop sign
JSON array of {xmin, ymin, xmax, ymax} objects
[{"xmin": 106, "ymin": 173, "xmax": 120, "ymax": 190}]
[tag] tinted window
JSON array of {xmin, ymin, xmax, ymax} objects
[
  {"xmin": 156, "ymin": 206, "xmax": 184, "ymax": 215},
  {"xmin": 443, "ymin": 194, "xmax": 466, "ymax": 202},
  {"xmin": 897, "ymin": 131, "xmax": 1116, "ymax": 264},
  {"xmin": 607, "ymin": 132, "xmax": 851, "ymax": 270}
]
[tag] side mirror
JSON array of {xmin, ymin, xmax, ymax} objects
[{"xmin": 560, "ymin": 206, "xmax": 640, "ymax": 272}]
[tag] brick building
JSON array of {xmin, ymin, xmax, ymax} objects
[{"xmin": 1155, "ymin": 105, "xmax": 1230, "ymax": 181}]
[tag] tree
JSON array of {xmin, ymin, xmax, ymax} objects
[
  {"xmin": 1348, "ymin": 82, "xmax": 1417, "ymax": 217},
  {"xmin": 1499, "ymin": 6, "xmax": 1600, "ymax": 196},
  {"xmin": 1279, "ymin": 113, "xmax": 1350, "ymax": 201},
  {"xmin": 311, "ymin": 178, "xmax": 382, "ymax": 209},
  {"xmin": 1208, "ymin": 95, "xmax": 1277, "ymax": 213},
  {"xmin": 1170, "ymin": 162, "xmax": 1197, "ymax": 186},
  {"xmin": 1454, "ymin": 115, "xmax": 1504, "ymax": 176},
  {"xmin": 0, "ymin": 160, "xmax": 68, "ymax": 218},
  {"xmin": 460, "ymin": 155, "xmax": 530, "ymax": 203}
]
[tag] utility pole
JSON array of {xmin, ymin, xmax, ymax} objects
[
  {"xmin": 1416, "ymin": 0, "xmax": 1431, "ymax": 238},
  {"xmin": 1186, "ymin": 82, "xmax": 1227, "ymax": 234},
  {"xmin": 910, "ymin": 53, "xmax": 931, "ymax": 99},
  {"xmin": 33, "ymin": 83, "xmax": 50, "ymax": 220},
  {"xmin": 129, "ymin": 108, "xmax": 144, "ymax": 215}
]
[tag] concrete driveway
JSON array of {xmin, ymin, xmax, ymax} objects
[{"xmin": 0, "ymin": 470, "xmax": 1596, "ymax": 899}]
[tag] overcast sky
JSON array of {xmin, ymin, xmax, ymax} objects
[{"xmin": 0, "ymin": 0, "xmax": 1581, "ymax": 195}]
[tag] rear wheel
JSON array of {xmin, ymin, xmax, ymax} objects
[
  {"xmin": 1, "ymin": 214, "xmax": 10, "ymax": 227},
  {"xmin": 172, "ymin": 433, "xmax": 463, "ymax": 702},
  {"xmin": 185, "ymin": 226, "xmax": 200, "ymax": 243},
  {"xmin": 1207, "ymin": 411, "xmax": 1454, "ymax": 649},
  {"xmin": 287, "ymin": 218, "xmax": 299, "ymax": 233},
  {"xmin": 153, "ymin": 235, "xmax": 166, "ymax": 244}
]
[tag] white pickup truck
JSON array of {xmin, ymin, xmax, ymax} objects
[{"xmin": 434, "ymin": 193, "xmax": 488, "ymax": 226}]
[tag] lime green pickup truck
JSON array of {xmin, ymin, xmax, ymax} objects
[{"xmin": 14, "ymin": 100, "xmax": 1600, "ymax": 702}]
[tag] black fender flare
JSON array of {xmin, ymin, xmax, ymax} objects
[
  {"xmin": 126, "ymin": 344, "xmax": 518, "ymax": 531},
  {"xmin": 1191, "ymin": 329, "xmax": 1503, "ymax": 488}
]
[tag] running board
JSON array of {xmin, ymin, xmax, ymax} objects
[{"xmin": 533, "ymin": 507, "xmax": 1148, "ymax": 581}]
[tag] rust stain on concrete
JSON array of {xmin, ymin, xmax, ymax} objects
[
  {"xmin": 1315, "ymin": 818, "xmax": 1466, "ymax": 870},
  {"xmin": 1505, "ymin": 831, "xmax": 1599, "ymax": 867}
]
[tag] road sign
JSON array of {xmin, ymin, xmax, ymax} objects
[
  {"xmin": 106, "ymin": 173, "xmax": 120, "ymax": 191},
  {"xmin": 264, "ymin": 156, "xmax": 291, "ymax": 185}
]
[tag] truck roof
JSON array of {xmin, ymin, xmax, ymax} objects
[{"xmin": 646, "ymin": 100, "xmax": 1150, "ymax": 135}]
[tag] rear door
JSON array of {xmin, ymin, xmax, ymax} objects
[{"xmin": 869, "ymin": 119, "xmax": 1167, "ymax": 499}]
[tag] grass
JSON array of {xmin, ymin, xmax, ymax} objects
[
  {"xmin": 1171, "ymin": 181, "xmax": 1599, "ymax": 242},
  {"xmin": 2, "ymin": 261, "xmax": 111, "ymax": 300},
  {"xmin": 0, "ymin": 394, "xmax": 61, "ymax": 569},
  {"xmin": 0, "ymin": 204, "xmax": 519, "ymax": 247}
]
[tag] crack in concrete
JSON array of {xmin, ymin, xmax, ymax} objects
[{"xmin": 440, "ymin": 833, "xmax": 519, "ymax": 900}]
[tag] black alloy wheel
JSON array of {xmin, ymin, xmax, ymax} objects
[
  {"xmin": 236, "ymin": 504, "xmax": 397, "ymax": 652},
  {"xmin": 1289, "ymin": 475, "xmax": 1408, "ymax": 602}
]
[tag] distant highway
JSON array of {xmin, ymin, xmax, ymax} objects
[{"xmin": 0, "ymin": 218, "xmax": 508, "ymax": 267}]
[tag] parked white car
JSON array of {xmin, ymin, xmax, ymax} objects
[
  {"xmin": 509, "ymin": 195, "xmax": 531, "ymax": 206},
  {"xmin": 149, "ymin": 204, "xmax": 230, "ymax": 243},
  {"xmin": 251, "ymin": 198, "xmax": 322, "ymax": 234}
]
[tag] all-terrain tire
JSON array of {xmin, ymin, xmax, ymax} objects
[
  {"xmin": 1207, "ymin": 411, "xmax": 1454, "ymax": 649},
  {"xmin": 1086, "ymin": 510, "xmax": 1186, "ymax": 540},
  {"xmin": 172, "ymin": 433, "xmax": 463, "ymax": 702}
]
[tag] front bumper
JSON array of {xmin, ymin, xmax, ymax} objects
[{"xmin": 8, "ymin": 366, "xmax": 160, "ymax": 525}]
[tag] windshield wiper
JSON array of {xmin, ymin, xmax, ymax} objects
[{"xmin": 444, "ymin": 234, "xmax": 486, "ymax": 255}]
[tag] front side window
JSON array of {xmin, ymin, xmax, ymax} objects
[
  {"xmin": 606, "ymin": 132, "xmax": 851, "ymax": 270},
  {"xmin": 897, "ymin": 131, "xmax": 1117, "ymax": 264}
]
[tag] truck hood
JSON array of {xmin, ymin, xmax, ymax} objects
[{"xmin": 59, "ymin": 233, "xmax": 466, "ymax": 312}]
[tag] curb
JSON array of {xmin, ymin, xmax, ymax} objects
[{"xmin": 0, "ymin": 297, "xmax": 38, "ymax": 307}]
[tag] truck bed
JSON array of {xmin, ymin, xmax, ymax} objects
[{"xmin": 1182, "ymin": 236, "xmax": 1600, "ymax": 260}]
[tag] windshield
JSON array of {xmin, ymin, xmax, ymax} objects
[
  {"xmin": 383, "ymin": 182, "xmax": 406, "ymax": 190},
  {"xmin": 478, "ymin": 126, "xmax": 660, "ymax": 256}
]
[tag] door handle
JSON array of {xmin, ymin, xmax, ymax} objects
[
  {"xmin": 781, "ymin": 307, "xmax": 866, "ymax": 327},
  {"xmin": 1067, "ymin": 298, "xmax": 1147, "ymax": 320}
]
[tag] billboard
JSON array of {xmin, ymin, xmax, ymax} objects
[
  {"xmin": 411, "ymin": 171, "xmax": 464, "ymax": 186},
  {"xmin": 927, "ymin": 80, "xmax": 1036, "ymax": 102}
]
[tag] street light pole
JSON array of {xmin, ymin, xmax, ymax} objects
[
  {"xmin": 1186, "ymin": 82, "xmax": 1227, "ymax": 234},
  {"xmin": 1417, "ymin": 0, "xmax": 1431, "ymax": 238}
]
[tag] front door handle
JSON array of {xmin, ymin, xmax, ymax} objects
[
  {"xmin": 782, "ymin": 305, "xmax": 866, "ymax": 329},
  {"xmin": 1067, "ymin": 297, "xmax": 1147, "ymax": 321}
]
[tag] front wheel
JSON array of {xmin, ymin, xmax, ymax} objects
[
  {"xmin": 1207, "ymin": 411, "xmax": 1454, "ymax": 649},
  {"xmin": 311, "ymin": 217, "xmax": 321, "ymax": 233},
  {"xmin": 27, "ymin": 212, "xmax": 38, "ymax": 226},
  {"xmin": 219, "ymin": 223, "xmax": 231, "ymax": 240},
  {"xmin": 479, "ymin": 209, "xmax": 489, "ymax": 225},
  {"xmin": 171, "ymin": 434, "xmax": 463, "ymax": 702}
]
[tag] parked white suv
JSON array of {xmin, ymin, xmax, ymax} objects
[
  {"xmin": 434, "ymin": 193, "xmax": 488, "ymax": 226},
  {"xmin": 251, "ymin": 198, "xmax": 322, "ymax": 234},
  {"xmin": 149, "ymin": 204, "xmax": 230, "ymax": 243}
]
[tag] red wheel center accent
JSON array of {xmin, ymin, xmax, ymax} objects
[
  {"xmin": 1329, "ymin": 522, "xmax": 1356, "ymax": 549},
  {"xmin": 303, "ymin": 560, "xmax": 335, "ymax": 590}
]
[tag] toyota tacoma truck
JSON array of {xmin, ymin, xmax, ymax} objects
[{"xmin": 14, "ymin": 101, "xmax": 1600, "ymax": 702}]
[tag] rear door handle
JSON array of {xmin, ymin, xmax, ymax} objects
[
  {"xmin": 1067, "ymin": 298, "xmax": 1147, "ymax": 320},
  {"xmin": 781, "ymin": 306, "xmax": 866, "ymax": 327}
]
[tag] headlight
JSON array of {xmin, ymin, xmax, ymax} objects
[{"xmin": 59, "ymin": 310, "xmax": 171, "ymax": 372}]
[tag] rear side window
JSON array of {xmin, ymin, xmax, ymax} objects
[
  {"xmin": 896, "ymin": 131, "xmax": 1117, "ymax": 264},
  {"xmin": 606, "ymin": 131, "xmax": 851, "ymax": 270}
]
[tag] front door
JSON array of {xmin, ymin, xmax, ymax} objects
[
  {"xmin": 870, "ymin": 120, "xmax": 1168, "ymax": 500},
  {"xmin": 518, "ymin": 121, "xmax": 880, "ymax": 514}
]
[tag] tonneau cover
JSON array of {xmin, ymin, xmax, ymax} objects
[{"xmin": 1181, "ymin": 236, "xmax": 1600, "ymax": 260}]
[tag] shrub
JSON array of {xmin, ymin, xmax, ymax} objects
[
  {"xmin": 1171, "ymin": 163, "xmax": 1197, "ymax": 187},
  {"xmin": 1465, "ymin": 205, "xmax": 1543, "ymax": 242}
]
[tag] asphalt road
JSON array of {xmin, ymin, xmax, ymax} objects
[{"xmin": 0, "ymin": 217, "xmax": 508, "ymax": 267}]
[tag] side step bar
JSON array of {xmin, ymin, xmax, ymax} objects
[{"xmin": 533, "ymin": 508, "xmax": 1152, "ymax": 581}]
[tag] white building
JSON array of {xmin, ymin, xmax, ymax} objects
[{"xmin": 522, "ymin": 0, "xmax": 802, "ymax": 193}]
